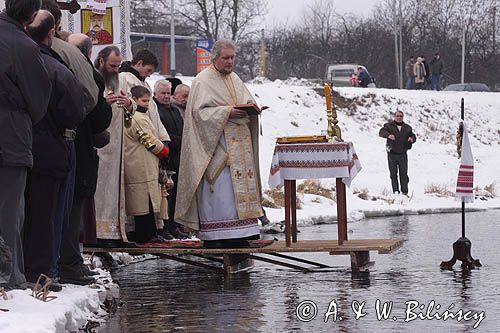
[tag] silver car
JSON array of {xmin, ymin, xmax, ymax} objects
[{"xmin": 443, "ymin": 83, "xmax": 491, "ymax": 92}]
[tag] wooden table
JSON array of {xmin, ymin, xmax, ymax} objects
[{"xmin": 268, "ymin": 141, "xmax": 362, "ymax": 247}]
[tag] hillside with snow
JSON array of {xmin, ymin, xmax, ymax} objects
[
  {"xmin": 244, "ymin": 78, "xmax": 500, "ymax": 223},
  {"xmin": 149, "ymin": 75, "xmax": 500, "ymax": 224}
]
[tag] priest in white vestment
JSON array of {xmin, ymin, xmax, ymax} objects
[
  {"xmin": 94, "ymin": 46, "xmax": 135, "ymax": 243},
  {"xmin": 175, "ymin": 40, "xmax": 264, "ymax": 247}
]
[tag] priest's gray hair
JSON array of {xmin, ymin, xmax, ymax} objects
[
  {"xmin": 154, "ymin": 79, "xmax": 172, "ymax": 92},
  {"xmin": 211, "ymin": 39, "xmax": 236, "ymax": 62}
]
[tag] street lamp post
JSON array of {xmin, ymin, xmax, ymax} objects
[
  {"xmin": 170, "ymin": 0, "xmax": 176, "ymax": 77},
  {"xmin": 461, "ymin": 22, "xmax": 465, "ymax": 84}
]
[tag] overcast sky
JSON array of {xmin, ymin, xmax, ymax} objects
[{"xmin": 264, "ymin": 0, "xmax": 382, "ymax": 27}]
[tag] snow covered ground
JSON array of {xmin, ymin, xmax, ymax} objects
[
  {"xmin": 2, "ymin": 75, "xmax": 499, "ymax": 332},
  {"xmin": 244, "ymin": 78, "xmax": 500, "ymax": 224}
]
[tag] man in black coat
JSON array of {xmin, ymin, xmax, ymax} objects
[
  {"xmin": 379, "ymin": 111, "xmax": 416, "ymax": 196},
  {"xmin": 58, "ymin": 33, "xmax": 112, "ymax": 284},
  {"xmin": 154, "ymin": 80, "xmax": 188, "ymax": 239},
  {"xmin": 23, "ymin": 9, "xmax": 85, "ymax": 289},
  {"xmin": 0, "ymin": 0, "xmax": 51, "ymax": 290}
]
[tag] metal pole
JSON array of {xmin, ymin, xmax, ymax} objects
[
  {"xmin": 461, "ymin": 23, "xmax": 465, "ymax": 83},
  {"xmin": 399, "ymin": 0, "xmax": 404, "ymax": 89},
  {"xmin": 170, "ymin": 0, "xmax": 176, "ymax": 77},
  {"xmin": 461, "ymin": 98, "xmax": 465, "ymax": 238},
  {"xmin": 393, "ymin": 0, "xmax": 400, "ymax": 88},
  {"xmin": 259, "ymin": 29, "xmax": 266, "ymax": 77}
]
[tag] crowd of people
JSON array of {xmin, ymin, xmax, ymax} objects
[
  {"xmin": 405, "ymin": 53, "xmax": 444, "ymax": 90},
  {"xmin": 1, "ymin": 0, "xmax": 266, "ymax": 292}
]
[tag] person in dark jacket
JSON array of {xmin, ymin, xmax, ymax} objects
[
  {"xmin": 420, "ymin": 55, "xmax": 430, "ymax": 89},
  {"xmin": 23, "ymin": 9, "xmax": 85, "ymax": 290},
  {"xmin": 153, "ymin": 80, "xmax": 189, "ymax": 239},
  {"xmin": 379, "ymin": 111, "xmax": 416, "ymax": 196},
  {"xmin": 357, "ymin": 67, "xmax": 373, "ymax": 88},
  {"xmin": 58, "ymin": 33, "xmax": 112, "ymax": 285},
  {"xmin": 0, "ymin": 0, "xmax": 52, "ymax": 290},
  {"xmin": 429, "ymin": 52, "xmax": 444, "ymax": 91},
  {"xmin": 41, "ymin": 0, "xmax": 98, "ymax": 116},
  {"xmin": 405, "ymin": 56, "xmax": 415, "ymax": 89}
]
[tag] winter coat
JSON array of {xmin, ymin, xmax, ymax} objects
[
  {"xmin": 31, "ymin": 44, "xmax": 85, "ymax": 178},
  {"xmin": 379, "ymin": 121, "xmax": 417, "ymax": 154},
  {"xmin": 429, "ymin": 58, "xmax": 444, "ymax": 75},
  {"xmin": 0, "ymin": 13, "xmax": 51, "ymax": 168},
  {"xmin": 422, "ymin": 60, "xmax": 430, "ymax": 79},
  {"xmin": 357, "ymin": 69, "xmax": 372, "ymax": 88},
  {"xmin": 155, "ymin": 99, "xmax": 184, "ymax": 173},
  {"xmin": 405, "ymin": 59, "xmax": 415, "ymax": 77},
  {"xmin": 74, "ymin": 69, "xmax": 112, "ymax": 197},
  {"xmin": 51, "ymin": 36, "xmax": 98, "ymax": 115},
  {"xmin": 414, "ymin": 62, "xmax": 426, "ymax": 83}
]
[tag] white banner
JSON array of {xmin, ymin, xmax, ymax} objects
[{"xmin": 455, "ymin": 123, "xmax": 474, "ymax": 203}]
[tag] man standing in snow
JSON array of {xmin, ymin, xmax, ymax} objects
[
  {"xmin": 429, "ymin": 52, "xmax": 444, "ymax": 91},
  {"xmin": 379, "ymin": 111, "xmax": 416, "ymax": 196}
]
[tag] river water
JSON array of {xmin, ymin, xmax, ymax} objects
[{"xmin": 100, "ymin": 210, "xmax": 499, "ymax": 332}]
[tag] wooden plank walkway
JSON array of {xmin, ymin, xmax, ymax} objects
[{"xmin": 84, "ymin": 238, "xmax": 403, "ymax": 256}]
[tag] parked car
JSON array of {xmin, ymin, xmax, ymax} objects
[
  {"xmin": 443, "ymin": 83, "xmax": 491, "ymax": 92},
  {"xmin": 324, "ymin": 64, "xmax": 375, "ymax": 87}
]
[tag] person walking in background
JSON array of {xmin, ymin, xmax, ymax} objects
[
  {"xmin": 405, "ymin": 55, "xmax": 415, "ymax": 89},
  {"xmin": 413, "ymin": 57, "xmax": 426, "ymax": 90},
  {"xmin": 0, "ymin": 0, "xmax": 51, "ymax": 290},
  {"xmin": 430, "ymin": 52, "xmax": 444, "ymax": 91},
  {"xmin": 379, "ymin": 111, "xmax": 416, "ymax": 196},
  {"xmin": 420, "ymin": 55, "xmax": 430, "ymax": 89}
]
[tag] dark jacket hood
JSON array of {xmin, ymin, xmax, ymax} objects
[{"xmin": 119, "ymin": 61, "xmax": 144, "ymax": 82}]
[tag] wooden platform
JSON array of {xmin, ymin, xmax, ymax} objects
[
  {"xmin": 85, "ymin": 239, "xmax": 403, "ymax": 273},
  {"xmin": 84, "ymin": 239, "xmax": 403, "ymax": 255}
]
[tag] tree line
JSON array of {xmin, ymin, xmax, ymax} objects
[{"xmin": 130, "ymin": 0, "xmax": 500, "ymax": 89}]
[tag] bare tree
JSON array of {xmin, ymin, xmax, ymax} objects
[
  {"xmin": 176, "ymin": 0, "xmax": 227, "ymax": 41},
  {"xmin": 224, "ymin": 0, "xmax": 267, "ymax": 41}
]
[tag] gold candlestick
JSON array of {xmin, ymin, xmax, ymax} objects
[
  {"xmin": 323, "ymin": 83, "xmax": 342, "ymax": 141},
  {"xmin": 324, "ymin": 83, "xmax": 334, "ymax": 141}
]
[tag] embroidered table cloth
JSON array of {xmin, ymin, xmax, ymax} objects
[{"xmin": 268, "ymin": 142, "xmax": 362, "ymax": 188}]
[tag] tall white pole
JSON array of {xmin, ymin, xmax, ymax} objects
[
  {"xmin": 399, "ymin": 0, "xmax": 403, "ymax": 89},
  {"xmin": 170, "ymin": 0, "xmax": 176, "ymax": 77},
  {"xmin": 393, "ymin": 0, "xmax": 400, "ymax": 88},
  {"xmin": 461, "ymin": 22, "xmax": 465, "ymax": 83}
]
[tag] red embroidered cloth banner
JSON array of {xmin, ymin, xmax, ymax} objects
[
  {"xmin": 268, "ymin": 142, "xmax": 362, "ymax": 188},
  {"xmin": 455, "ymin": 123, "xmax": 474, "ymax": 203}
]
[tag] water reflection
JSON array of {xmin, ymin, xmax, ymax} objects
[{"xmin": 101, "ymin": 210, "xmax": 500, "ymax": 332}]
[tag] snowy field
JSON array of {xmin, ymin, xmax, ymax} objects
[
  {"xmin": 244, "ymin": 78, "xmax": 500, "ymax": 224},
  {"xmin": 2, "ymin": 75, "xmax": 499, "ymax": 332}
]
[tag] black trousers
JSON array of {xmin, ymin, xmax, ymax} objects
[
  {"xmin": 23, "ymin": 172, "xmax": 63, "ymax": 281},
  {"xmin": 166, "ymin": 173, "xmax": 182, "ymax": 231},
  {"xmin": 0, "ymin": 166, "xmax": 27, "ymax": 287},
  {"xmin": 134, "ymin": 201, "xmax": 157, "ymax": 243},
  {"xmin": 387, "ymin": 152, "xmax": 409, "ymax": 194}
]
